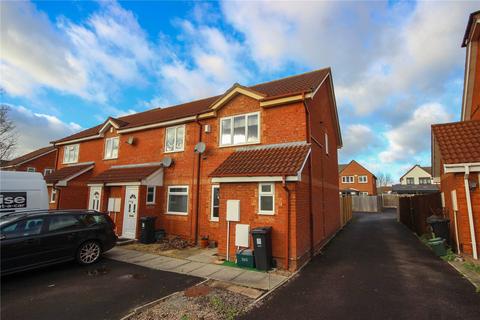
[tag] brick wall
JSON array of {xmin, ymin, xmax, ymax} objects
[{"xmin": 14, "ymin": 150, "xmax": 56, "ymax": 175}]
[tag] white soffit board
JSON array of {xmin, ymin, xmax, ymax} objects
[{"xmin": 235, "ymin": 224, "xmax": 250, "ymax": 247}]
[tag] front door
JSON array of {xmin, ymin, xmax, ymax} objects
[
  {"xmin": 122, "ymin": 186, "xmax": 139, "ymax": 239},
  {"xmin": 88, "ymin": 186, "xmax": 102, "ymax": 211}
]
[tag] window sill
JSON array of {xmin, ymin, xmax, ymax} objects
[
  {"xmin": 62, "ymin": 161, "xmax": 78, "ymax": 165},
  {"xmin": 146, "ymin": 202, "xmax": 156, "ymax": 205},
  {"xmin": 210, "ymin": 218, "xmax": 219, "ymax": 222},
  {"xmin": 258, "ymin": 212, "xmax": 275, "ymax": 216},
  {"xmin": 219, "ymin": 141, "xmax": 260, "ymax": 149},
  {"xmin": 165, "ymin": 212, "xmax": 188, "ymax": 216},
  {"xmin": 164, "ymin": 149, "xmax": 184, "ymax": 154},
  {"xmin": 103, "ymin": 157, "xmax": 118, "ymax": 161}
]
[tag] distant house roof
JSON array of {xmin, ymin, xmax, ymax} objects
[
  {"xmin": 377, "ymin": 186, "xmax": 392, "ymax": 194},
  {"xmin": 1, "ymin": 146, "xmax": 56, "ymax": 168},
  {"xmin": 391, "ymin": 184, "xmax": 439, "ymax": 195},
  {"xmin": 210, "ymin": 142, "xmax": 310, "ymax": 177},
  {"xmin": 462, "ymin": 10, "xmax": 480, "ymax": 47},
  {"xmin": 45, "ymin": 163, "xmax": 94, "ymax": 185},
  {"xmin": 89, "ymin": 164, "xmax": 163, "ymax": 184},
  {"xmin": 53, "ymin": 68, "xmax": 342, "ymax": 147},
  {"xmin": 399, "ymin": 165, "xmax": 432, "ymax": 181},
  {"xmin": 432, "ymin": 120, "xmax": 480, "ymax": 164},
  {"xmin": 338, "ymin": 160, "xmax": 377, "ymax": 179}
]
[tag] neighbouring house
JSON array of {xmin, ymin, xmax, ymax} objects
[
  {"xmin": 377, "ymin": 186, "xmax": 392, "ymax": 194},
  {"xmin": 0, "ymin": 146, "xmax": 56, "ymax": 176},
  {"xmin": 338, "ymin": 160, "xmax": 377, "ymax": 195},
  {"xmin": 391, "ymin": 164, "xmax": 439, "ymax": 195},
  {"xmin": 46, "ymin": 68, "xmax": 343, "ymax": 270},
  {"xmin": 431, "ymin": 11, "xmax": 480, "ymax": 260}
]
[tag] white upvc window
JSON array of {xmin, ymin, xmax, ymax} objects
[
  {"xmin": 325, "ymin": 133, "xmax": 329, "ymax": 155},
  {"xmin": 211, "ymin": 185, "xmax": 220, "ymax": 222},
  {"xmin": 63, "ymin": 144, "xmax": 79, "ymax": 164},
  {"xmin": 361, "ymin": 192, "xmax": 369, "ymax": 196},
  {"xmin": 358, "ymin": 175, "xmax": 368, "ymax": 183},
  {"xmin": 146, "ymin": 186, "xmax": 156, "ymax": 204},
  {"xmin": 220, "ymin": 112, "xmax": 259, "ymax": 147},
  {"xmin": 165, "ymin": 125, "xmax": 185, "ymax": 153},
  {"xmin": 342, "ymin": 176, "xmax": 354, "ymax": 183},
  {"xmin": 258, "ymin": 183, "xmax": 275, "ymax": 215},
  {"xmin": 27, "ymin": 167, "xmax": 36, "ymax": 172},
  {"xmin": 167, "ymin": 186, "xmax": 189, "ymax": 215},
  {"xmin": 44, "ymin": 168, "xmax": 54, "ymax": 176},
  {"xmin": 50, "ymin": 189, "xmax": 56, "ymax": 203},
  {"xmin": 104, "ymin": 137, "xmax": 119, "ymax": 159}
]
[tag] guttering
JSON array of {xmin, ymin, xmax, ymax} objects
[
  {"xmin": 54, "ymin": 134, "xmax": 103, "ymax": 146},
  {"xmin": 303, "ymin": 98, "xmax": 315, "ymax": 258},
  {"xmin": 282, "ymin": 176, "xmax": 291, "ymax": 270},
  {"xmin": 445, "ymin": 163, "xmax": 479, "ymax": 259}
]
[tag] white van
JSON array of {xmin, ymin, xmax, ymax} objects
[{"xmin": 0, "ymin": 171, "xmax": 49, "ymax": 215}]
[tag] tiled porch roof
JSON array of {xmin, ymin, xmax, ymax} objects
[
  {"xmin": 432, "ymin": 120, "xmax": 480, "ymax": 164},
  {"xmin": 89, "ymin": 164, "xmax": 162, "ymax": 184},
  {"xmin": 210, "ymin": 143, "xmax": 310, "ymax": 177},
  {"xmin": 45, "ymin": 163, "xmax": 94, "ymax": 184}
]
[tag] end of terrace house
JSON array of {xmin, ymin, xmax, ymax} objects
[{"xmin": 45, "ymin": 68, "xmax": 343, "ymax": 271}]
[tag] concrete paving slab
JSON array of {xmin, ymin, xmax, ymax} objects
[
  {"xmin": 188, "ymin": 250, "xmax": 217, "ymax": 263},
  {"xmin": 128, "ymin": 253, "xmax": 160, "ymax": 264},
  {"xmin": 109, "ymin": 250, "xmax": 146, "ymax": 262},
  {"xmin": 188, "ymin": 264, "xmax": 224, "ymax": 278},
  {"xmin": 230, "ymin": 271, "xmax": 269, "ymax": 289},
  {"xmin": 209, "ymin": 267, "xmax": 245, "ymax": 282},
  {"xmin": 136, "ymin": 256, "xmax": 175, "ymax": 269},
  {"xmin": 156, "ymin": 258, "xmax": 191, "ymax": 271},
  {"xmin": 169, "ymin": 262, "xmax": 205, "ymax": 274}
]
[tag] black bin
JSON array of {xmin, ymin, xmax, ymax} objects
[
  {"xmin": 252, "ymin": 227, "xmax": 273, "ymax": 271},
  {"xmin": 427, "ymin": 215, "xmax": 450, "ymax": 244},
  {"xmin": 140, "ymin": 216, "xmax": 157, "ymax": 244}
]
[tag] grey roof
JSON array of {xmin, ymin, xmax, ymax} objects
[
  {"xmin": 420, "ymin": 166, "xmax": 432, "ymax": 175},
  {"xmin": 338, "ymin": 164, "xmax": 348, "ymax": 173},
  {"xmin": 391, "ymin": 184, "xmax": 439, "ymax": 195}
]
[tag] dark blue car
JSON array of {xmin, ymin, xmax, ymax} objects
[{"xmin": 1, "ymin": 210, "xmax": 117, "ymax": 275}]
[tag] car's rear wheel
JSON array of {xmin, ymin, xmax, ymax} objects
[{"xmin": 77, "ymin": 241, "xmax": 102, "ymax": 265}]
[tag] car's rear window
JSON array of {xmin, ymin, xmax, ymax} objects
[{"xmin": 79, "ymin": 214, "xmax": 108, "ymax": 226}]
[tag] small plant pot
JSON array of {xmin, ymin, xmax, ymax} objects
[{"xmin": 199, "ymin": 239, "xmax": 209, "ymax": 248}]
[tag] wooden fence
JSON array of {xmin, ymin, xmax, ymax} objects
[
  {"xmin": 398, "ymin": 193, "xmax": 442, "ymax": 235},
  {"xmin": 381, "ymin": 194, "xmax": 399, "ymax": 208},
  {"xmin": 351, "ymin": 195, "xmax": 382, "ymax": 213},
  {"xmin": 340, "ymin": 195, "xmax": 353, "ymax": 227}
]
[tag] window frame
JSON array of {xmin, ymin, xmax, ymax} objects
[
  {"xmin": 63, "ymin": 144, "xmax": 79, "ymax": 164},
  {"xmin": 104, "ymin": 137, "xmax": 119, "ymax": 160},
  {"xmin": 26, "ymin": 167, "xmax": 36, "ymax": 172},
  {"xmin": 50, "ymin": 188, "xmax": 56, "ymax": 203},
  {"xmin": 258, "ymin": 183, "xmax": 275, "ymax": 215},
  {"xmin": 219, "ymin": 112, "xmax": 260, "ymax": 147},
  {"xmin": 166, "ymin": 185, "xmax": 189, "ymax": 215},
  {"xmin": 210, "ymin": 185, "xmax": 220, "ymax": 222},
  {"xmin": 358, "ymin": 175, "xmax": 368, "ymax": 183},
  {"xmin": 342, "ymin": 176, "xmax": 354, "ymax": 183},
  {"xmin": 406, "ymin": 177, "xmax": 415, "ymax": 185},
  {"xmin": 419, "ymin": 177, "xmax": 431, "ymax": 185},
  {"xmin": 44, "ymin": 168, "xmax": 54, "ymax": 176},
  {"xmin": 164, "ymin": 125, "xmax": 185, "ymax": 153},
  {"xmin": 146, "ymin": 186, "xmax": 156, "ymax": 204}
]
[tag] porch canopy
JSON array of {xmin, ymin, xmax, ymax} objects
[
  {"xmin": 45, "ymin": 163, "xmax": 94, "ymax": 187},
  {"xmin": 88, "ymin": 163, "xmax": 163, "ymax": 186},
  {"xmin": 210, "ymin": 142, "xmax": 311, "ymax": 183}
]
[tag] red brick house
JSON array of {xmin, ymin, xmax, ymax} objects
[
  {"xmin": 47, "ymin": 68, "xmax": 343, "ymax": 270},
  {"xmin": 0, "ymin": 146, "xmax": 56, "ymax": 176},
  {"xmin": 338, "ymin": 160, "xmax": 377, "ymax": 195},
  {"xmin": 431, "ymin": 11, "xmax": 480, "ymax": 260}
]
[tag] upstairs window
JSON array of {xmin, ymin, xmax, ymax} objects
[
  {"xmin": 419, "ymin": 177, "xmax": 431, "ymax": 185},
  {"xmin": 165, "ymin": 125, "xmax": 185, "ymax": 152},
  {"xmin": 63, "ymin": 144, "xmax": 79, "ymax": 164},
  {"xmin": 104, "ymin": 137, "xmax": 119, "ymax": 159},
  {"xmin": 220, "ymin": 113, "xmax": 259, "ymax": 146},
  {"xmin": 258, "ymin": 183, "xmax": 275, "ymax": 215},
  {"xmin": 406, "ymin": 177, "xmax": 415, "ymax": 185},
  {"xmin": 342, "ymin": 176, "xmax": 354, "ymax": 183},
  {"xmin": 358, "ymin": 175, "xmax": 368, "ymax": 183}
]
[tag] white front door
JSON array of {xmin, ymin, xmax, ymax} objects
[
  {"xmin": 88, "ymin": 186, "xmax": 102, "ymax": 211},
  {"xmin": 122, "ymin": 186, "xmax": 139, "ymax": 239}
]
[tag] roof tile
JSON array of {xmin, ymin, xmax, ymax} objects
[
  {"xmin": 89, "ymin": 165, "xmax": 162, "ymax": 183},
  {"xmin": 432, "ymin": 120, "xmax": 480, "ymax": 164},
  {"xmin": 45, "ymin": 164, "xmax": 93, "ymax": 184},
  {"xmin": 1, "ymin": 146, "xmax": 55, "ymax": 168}
]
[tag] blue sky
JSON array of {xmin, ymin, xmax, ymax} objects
[{"xmin": 1, "ymin": 0, "xmax": 478, "ymax": 181}]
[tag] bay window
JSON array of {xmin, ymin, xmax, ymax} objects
[{"xmin": 220, "ymin": 112, "xmax": 259, "ymax": 146}]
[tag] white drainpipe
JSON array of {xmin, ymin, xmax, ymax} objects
[{"xmin": 463, "ymin": 166, "xmax": 478, "ymax": 259}]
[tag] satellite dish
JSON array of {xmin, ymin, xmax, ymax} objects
[
  {"xmin": 194, "ymin": 142, "xmax": 206, "ymax": 154},
  {"xmin": 162, "ymin": 157, "xmax": 173, "ymax": 168},
  {"xmin": 126, "ymin": 136, "xmax": 135, "ymax": 145}
]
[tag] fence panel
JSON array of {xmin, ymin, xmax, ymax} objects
[
  {"xmin": 351, "ymin": 196, "xmax": 381, "ymax": 213},
  {"xmin": 381, "ymin": 194, "xmax": 399, "ymax": 208},
  {"xmin": 398, "ymin": 193, "xmax": 442, "ymax": 235},
  {"xmin": 340, "ymin": 195, "xmax": 353, "ymax": 226}
]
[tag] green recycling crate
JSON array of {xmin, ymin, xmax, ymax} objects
[
  {"xmin": 428, "ymin": 237, "xmax": 447, "ymax": 256},
  {"xmin": 236, "ymin": 249, "xmax": 255, "ymax": 268}
]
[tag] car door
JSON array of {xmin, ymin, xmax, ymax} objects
[
  {"xmin": 1, "ymin": 217, "xmax": 46, "ymax": 272},
  {"xmin": 41, "ymin": 215, "xmax": 86, "ymax": 262}
]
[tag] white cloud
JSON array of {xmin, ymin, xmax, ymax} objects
[
  {"xmin": 7, "ymin": 104, "xmax": 82, "ymax": 157},
  {"xmin": 339, "ymin": 124, "xmax": 378, "ymax": 159},
  {"xmin": 379, "ymin": 103, "xmax": 452, "ymax": 163}
]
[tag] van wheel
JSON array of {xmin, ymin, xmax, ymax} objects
[{"xmin": 77, "ymin": 241, "xmax": 102, "ymax": 265}]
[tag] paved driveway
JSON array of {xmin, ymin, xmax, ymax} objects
[
  {"xmin": 1, "ymin": 258, "xmax": 201, "ymax": 320},
  {"xmin": 242, "ymin": 210, "xmax": 480, "ymax": 320}
]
